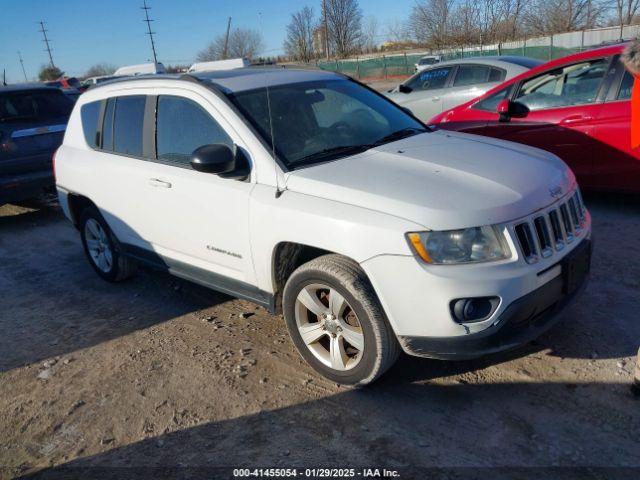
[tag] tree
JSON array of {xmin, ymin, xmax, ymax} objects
[
  {"xmin": 616, "ymin": 0, "xmax": 640, "ymax": 27},
  {"xmin": 410, "ymin": 0, "xmax": 454, "ymax": 49},
  {"xmin": 38, "ymin": 65, "xmax": 64, "ymax": 81},
  {"xmin": 385, "ymin": 19, "xmax": 411, "ymax": 43},
  {"xmin": 84, "ymin": 63, "xmax": 116, "ymax": 78},
  {"xmin": 522, "ymin": 0, "xmax": 604, "ymax": 35},
  {"xmin": 284, "ymin": 6, "xmax": 317, "ymax": 62},
  {"xmin": 362, "ymin": 16, "xmax": 379, "ymax": 52},
  {"xmin": 324, "ymin": 0, "xmax": 363, "ymax": 57},
  {"xmin": 197, "ymin": 28, "xmax": 264, "ymax": 62}
]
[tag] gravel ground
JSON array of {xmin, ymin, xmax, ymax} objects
[{"xmin": 0, "ymin": 192, "xmax": 639, "ymax": 479}]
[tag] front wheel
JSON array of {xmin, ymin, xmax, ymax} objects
[{"xmin": 283, "ymin": 254, "xmax": 399, "ymax": 386}]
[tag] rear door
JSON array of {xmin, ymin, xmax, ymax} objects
[
  {"xmin": 0, "ymin": 89, "xmax": 72, "ymax": 176},
  {"xmin": 442, "ymin": 64, "xmax": 505, "ymax": 112},
  {"xmin": 478, "ymin": 57, "xmax": 612, "ymax": 183},
  {"xmin": 590, "ymin": 58, "xmax": 640, "ymax": 192}
]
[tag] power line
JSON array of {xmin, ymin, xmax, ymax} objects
[
  {"xmin": 38, "ymin": 21, "xmax": 55, "ymax": 67},
  {"xmin": 141, "ymin": 0, "xmax": 158, "ymax": 64},
  {"xmin": 17, "ymin": 51, "xmax": 28, "ymax": 81}
]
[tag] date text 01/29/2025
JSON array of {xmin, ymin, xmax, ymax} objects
[{"xmin": 232, "ymin": 468, "xmax": 401, "ymax": 478}]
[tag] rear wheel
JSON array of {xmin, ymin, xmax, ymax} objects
[
  {"xmin": 283, "ymin": 254, "xmax": 399, "ymax": 386},
  {"xmin": 79, "ymin": 207, "xmax": 136, "ymax": 282}
]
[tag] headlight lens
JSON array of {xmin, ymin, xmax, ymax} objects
[{"xmin": 407, "ymin": 226, "xmax": 511, "ymax": 264}]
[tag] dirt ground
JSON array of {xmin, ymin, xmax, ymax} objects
[{"xmin": 0, "ymin": 191, "xmax": 639, "ymax": 479}]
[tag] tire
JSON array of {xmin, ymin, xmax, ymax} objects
[
  {"xmin": 79, "ymin": 206, "xmax": 136, "ymax": 282},
  {"xmin": 283, "ymin": 254, "xmax": 400, "ymax": 386}
]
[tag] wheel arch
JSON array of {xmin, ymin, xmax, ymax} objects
[
  {"xmin": 66, "ymin": 193, "xmax": 99, "ymax": 229},
  {"xmin": 271, "ymin": 242, "xmax": 366, "ymax": 315}
]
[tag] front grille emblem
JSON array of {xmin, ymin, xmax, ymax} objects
[{"xmin": 549, "ymin": 185, "xmax": 563, "ymax": 198}]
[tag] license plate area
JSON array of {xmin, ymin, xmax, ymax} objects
[{"xmin": 562, "ymin": 240, "xmax": 591, "ymax": 295}]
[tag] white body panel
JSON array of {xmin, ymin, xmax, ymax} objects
[{"xmin": 56, "ymin": 71, "xmax": 590, "ymax": 355}]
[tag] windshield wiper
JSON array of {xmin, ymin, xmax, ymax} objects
[
  {"xmin": 294, "ymin": 127, "xmax": 430, "ymax": 166},
  {"xmin": 372, "ymin": 127, "xmax": 428, "ymax": 146},
  {"xmin": 295, "ymin": 144, "xmax": 372, "ymax": 164}
]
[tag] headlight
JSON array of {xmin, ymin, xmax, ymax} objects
[{"xmin": 407, "ymin": 226, "xmax": 511, "ymax": 264}]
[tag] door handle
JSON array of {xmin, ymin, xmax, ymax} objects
[
  {"xmin": 148, "ymin": 178, "xmax": 172, "ymax": 188},
  {"xmin": 431, "ymin": 97, "xmax": 440, "ymax": 102},
  {"xmin": 560, "ymin": 114, "xmax": 593, "ymax": 125}
]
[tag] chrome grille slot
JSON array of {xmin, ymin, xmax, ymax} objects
[
  {"xmin": 576, "ymin": 189, "xmax": 586, "ymax": 220},
  {"xmin": 512, "ymin": 188, "xmax": 588, "ymax": 263},
  {"xmin": 514, "ymin": 223, "xmax": 538, "ymax": 263},
  {"xmin": 559, "ymin": 203, "xmax": 574, "ymax": 243},
  {"xmin": 548, "ymin": 210, "xmax": 565, "ymax": 251},
  {"xmin": 568, "ymin": 197, "xmax": 580, "ymax": 226},
  {"xmin": 533, "ymin": 216, "xmax": 553, "ymax": 258}
]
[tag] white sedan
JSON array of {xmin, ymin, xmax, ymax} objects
[{"xmin": 387, "ymin": 56, "xmax": 542, "ymax": 122}]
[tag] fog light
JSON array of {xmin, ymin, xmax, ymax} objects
[{"xmin": 451, "ymin": 297, "xmax": 500, "ymax": 323}]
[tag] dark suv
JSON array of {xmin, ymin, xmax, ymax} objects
[{"xmin": 0, "ymin": 84, "xmax": 73, "ymax": 205}]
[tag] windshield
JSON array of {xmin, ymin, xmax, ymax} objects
[
  {"xmin": 0, "ymin": 90, "xmax": 73, "ymax": 123},
  {"xmin": 228, "ymin": 79, "xmax": 426, "ymax": 169}
]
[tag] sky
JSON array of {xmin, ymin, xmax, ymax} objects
[{"xmin": 0, "ymin": 0, "xmax": 411, "ymax": 83}]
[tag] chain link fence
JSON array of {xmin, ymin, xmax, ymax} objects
[{"xmin": 317, "ymin": 24, "xmax": 640, "ymax": 81}]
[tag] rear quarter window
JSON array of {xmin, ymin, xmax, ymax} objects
[{"xmin": 80, "ymin": 101, "xmax": 101, "ymax": 148}]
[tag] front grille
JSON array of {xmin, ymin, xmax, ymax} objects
[{"xmin": 513, "ymin": 189, "xmax": 587, "ymax": 264}]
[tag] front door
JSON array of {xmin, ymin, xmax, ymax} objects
[
  {"xmin": 139, "ymin": 92, "xmax": 256, "ymax": 284},
  {"xmin": 590, "ymin": 66, "xmax": 640, "ymax": 191},
  {"xmin": 479, "ymin": 57, "xmax": 611, "ymax": 183},
  {"xmin": 400, "ymin": 66, "xmax": 454, "ymax": 121}
]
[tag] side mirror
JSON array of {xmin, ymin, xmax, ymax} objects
[
  {"xmin": 190, "ymin": 144, "xmax": 250, "ymax": 180},
  {"xmin": 191, "ymin": 144, "xmax": 236, "ymax": 174},
  {"xmin": 497, "ymin": 99, "xmax": 529, "ymax": 122},
  {"xmin": 398, "ymin": 84, "xmax": 413, "ymax": 94}
]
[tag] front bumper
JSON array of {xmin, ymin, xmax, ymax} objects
[
  {"xmin": 398, "ymin": 240, "xmax": 590, "ymax": 359},
  {"xmin": 361, "ymin": 213, "xmax": 592, "ymax": 358}
]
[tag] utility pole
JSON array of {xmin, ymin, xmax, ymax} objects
[
  {"xmin": 18, "ymin": 51, "xmax": 28, "ymax": 82},
  {"xmin": 38, "ymin": 21, "xmax": 55, "ymax": 67},
  {"xmin": 141, "ymin": 0, "xmax": 158, "ymax": 64},
  {"xmin": 322, "ymin": 0, "xmax": 329, "ymax": 60},
  {"xmin": 223, "ymin": 17, "xmax": 232, "ymax": 60}
]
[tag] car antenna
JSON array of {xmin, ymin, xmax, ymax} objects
[
  {"xmin": 265, "ymin": 79, "xmax": 285, "ymax": 198},
  {"xmin": 2, "ymin": 69, "xmax": 6, "ymax": 86},
  {"xmin": 258, "ymin": 11, "xmax": 285, "ymax": 199}
]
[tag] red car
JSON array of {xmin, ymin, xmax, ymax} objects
[{"xmin": 429, "ymin": 43, "xmax": 638, "ymax": 193}]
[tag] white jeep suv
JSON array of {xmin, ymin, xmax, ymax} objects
[{"xmin": 55, "ymin": 69, "xmax": 591, "ymax": 385}]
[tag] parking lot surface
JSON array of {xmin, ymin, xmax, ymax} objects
[{"xmin": 0, "ymin": 193, "xmax": 639, "ymax": 478}]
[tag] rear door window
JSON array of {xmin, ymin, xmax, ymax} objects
[
  {"xmin": 112, "ymin": 96, "xmax": 145, "ymax": 156},
  {"xmin": 80, "ymin": 101, "xmax": 101, "ymax": 147},
  {"xmin": 453, "ymin": 65, "xmax": 492, "ymax": 87},
  {"xmin": 156, "ymin": 95, "xmax": 232, "ymax": 165}
]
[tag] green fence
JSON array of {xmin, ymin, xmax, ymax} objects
[{"xmin": 317, "ymin": 45, "xmax": 580, "ymax": 80}]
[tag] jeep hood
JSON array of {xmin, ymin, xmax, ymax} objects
[{"xmin": 284, "ymin": 130, "xmax": 574, "ymax": 231}]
